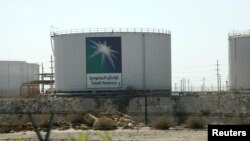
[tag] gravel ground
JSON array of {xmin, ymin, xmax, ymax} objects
[{"xmin": 0, "ymin": 128, "xmax": 207, "ymax": 141}]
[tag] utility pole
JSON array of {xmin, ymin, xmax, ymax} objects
[
  {"xmin": 180, "ymin": 80, "xmax": 182, "ymax": 91},
  {"xmin": 226, "ymin": 80, "xmax": 229, "ymax": 91},
  {"xmin": 175, "ymin": 83, "xmax": 178, "ymax": 91},
  {"xmin": 8, "ymin": 64, "xmax": 10, "ymax": 91},
  {"xmin": 203, "ymin": 77, "xmax": 206, "ymax": 91},
  {"xmin": 226, "ymin": 75, "xmax": 229, "ymax": 91},
  {"xmin": 181, "ymin": 79, "xmax": 184, "ymax": 92},
  {"xmin": 216, "ymin": 60, "xmax": 220, "ymax": 91},
  {"xmin": 183, "ymin": 78, "xmax": 186, "ymax": 91},
  {"xmin": 50, "ymin": 55, "xmax": 54, "ymax": 90},
  {"xmin": 219, "ymin": 75, "xmax": 222, "ymax": 91},
  {"xmin": 41, "ymin": 63, "xmax": 44, "ymax": 93},
  {"xmin": 188, "ymin": 79, "xmax": 190, "ymax": 91}
]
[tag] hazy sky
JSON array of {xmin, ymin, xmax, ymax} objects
[{"xmin": 1, "ymin": 0, "xmax": 250, "ymax": 91}]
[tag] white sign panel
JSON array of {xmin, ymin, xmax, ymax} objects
[
  {"xmin": 86, "ymin": 37, "xmax": 122, "ymax": 89},
  {"xmin": 87, "ymin": 73, "xmax": 122, "ymax": 88}
]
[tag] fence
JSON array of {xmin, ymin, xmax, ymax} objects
[
  {"xmin": 0, "ymin": 93, "xmax": 250, "ymax": 140},
  {"xmin": 51, "ymin": 28, "xmax": 171, "ymax": 36},
  {"xmin": 228, "ymin": 30, "xmax": 250, "ymax": 38}
]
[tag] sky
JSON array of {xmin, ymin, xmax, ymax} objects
[{"xmin": 0, "ymin": 0, "xmax": 250, "ymax": 91}]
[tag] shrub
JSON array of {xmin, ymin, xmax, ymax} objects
[
  {"xmin": 93, "ymin": 117, "xmax": 117, "ymax": 130},
  {"xmin": 83, "ymin": 113, "xmax": 97, "ymax": 126},
  {"xmin": 98, "ymin": 132, "xmax": 112, "ymax": 141},
  {"xmin": 200, "ymin": 110, "xmax": 211, "ymax": 116},
  {"xmin": 186, "ymin": 117, "xmax": 206, "ymax": 129},
  {"xmin": 70, "ymin": 132, "xmax": 112, "ymax": 141},
  {"xmin": 173, "ymin": 103, "xmax": 187, "ymax": 125},
  {"xmin": 174, "ymin": 112, "xmax": 187, "ymax": 125},
  {"xmin": 71, "ymin": 132, "xmax": 89, "ymax": 141},
  {"xmin": 150, "ymin": 116, "xmax": 174, "ymax": 130},
  {"xmin": 227, "ymin": 118, "xmax": 250, "ymax": 125}
]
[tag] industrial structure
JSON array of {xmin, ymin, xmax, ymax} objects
[
  {"xmin": 228, "ymin": 30, "xmax": 250, "ymax": 91},
  {"xmin": 0, "ymin": 61, "xmax": 39, "ymax": 95},
  {"xmin": 51, "ymin": 28, "xmax": 171, "ymax": 93}
]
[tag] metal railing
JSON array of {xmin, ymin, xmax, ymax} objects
[
  {"xmin": 228, "ymin": 29, "xmax": 250, "ymax": 38},
  {"xmin": 50, "ymin": 27, "xmax": 171, "ymax": 36}
]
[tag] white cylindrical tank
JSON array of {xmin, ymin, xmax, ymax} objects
[
  {"xmin": 229, "ymin": 30, "xmax": 250, "ymax": 91},
  {"xmin": 52, "ymin": 28, "xmax": 171, "ymax": 92},
  {"xmin": 0, "ymin": 61, "xmax": 39, "ymax": 95}
]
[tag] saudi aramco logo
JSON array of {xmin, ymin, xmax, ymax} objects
[
  {"xmin": 86, "ymin": 37, "xmax": 122, "ymax": 74},
  {"xmin": 86, "ymin": 37, "xmax": 122, "ymax": 88}
]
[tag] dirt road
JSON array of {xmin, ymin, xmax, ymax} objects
[{"xmin": 0, "ymin": 128, "xmax": 207, "ymax": 141}]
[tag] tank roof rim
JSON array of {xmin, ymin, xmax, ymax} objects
[{"xmin": 50, "ymin": 28, "xmax": 171, "ymax": 36}]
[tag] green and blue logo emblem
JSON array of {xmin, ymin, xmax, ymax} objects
[{"xmin": 86, "ymin": 37, "xmax": 121, "ymax": 73}]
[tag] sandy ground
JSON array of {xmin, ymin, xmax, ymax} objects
[{"xmin": 0, "ymin": 128, "xmax": 207, "ymax": 141}]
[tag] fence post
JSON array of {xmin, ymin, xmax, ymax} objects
[{"xmin": 145, "ymin": 95, "xmax": 148, "ymax": 124}]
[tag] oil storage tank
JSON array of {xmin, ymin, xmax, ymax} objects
[
  {"xmin": 229, "ymin": 30, "xmax": 250, "ymax": 91},
  {"xmin": 0, "ymin": 61, "xmax": 39, "ymax": 95},
  {"xmin": 51, "ymin": 28, "xmax": 171, "ymax": 92}
]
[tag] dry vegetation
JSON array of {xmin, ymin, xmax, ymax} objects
[
  {"xmin": 92, "ymin": 117, "xmax": 117, "ymax": 130},
  {"xmin": 186, "ymin": 117, "xmax": 207, "ymax": 129},
  {"xmin": 226, "ymin": 117, "xmax": 250, "ymax": 125},
  {"xmin": 150, "ymin": 116, "xmax": 175, "ymax": 130}
]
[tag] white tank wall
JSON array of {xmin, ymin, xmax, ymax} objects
[
  {"xmin": 229, "ymin": 36, "xmax": 250, "ymax": 90},
  {"xmin": 54, "ymin": 32, "xmax": 171, "ymax": 91},
  {"xmin": 0, "ymin": 61, "xmax": 39, "ymax": 95},
  {"xmin": 145, "ymin": 34, "xmax": 171, "ymax": 89}
]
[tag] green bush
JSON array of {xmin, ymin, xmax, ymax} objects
[
  {"xmin": 70, "ymin": 132, "xmax": 112, "ymax": 141},
  {"xmin": 98, "ymin": 132, "xmax": 112, "ymax": 141}
]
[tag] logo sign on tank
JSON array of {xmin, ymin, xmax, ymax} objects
[{"xmin": 86, "ymin": 37, "xmax": 122, "ymax": 88}]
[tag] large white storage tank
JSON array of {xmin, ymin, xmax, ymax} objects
[
  {"xmin": 0, "ymin": 61, "xmax": 39, "ymax": 95},
  {"xmin": 52, "ymin": 28, "xmax": 171, "ymax": 92},
  {"xmin": 229, "ymin": 30, "xmax": 250, "ymax": 91}
]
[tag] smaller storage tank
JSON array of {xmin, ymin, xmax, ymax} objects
[
  {"xmin": 0, "ymin": 61, "xmax": 39, "ymax": 95},
  {"xmin": 228, "ymin": 30, "xmax": 250, "ymax": 91}
]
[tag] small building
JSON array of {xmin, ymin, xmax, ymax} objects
[{"xmin": 0, "ymin": 61, "xmax": 39, "ymax": 96}]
